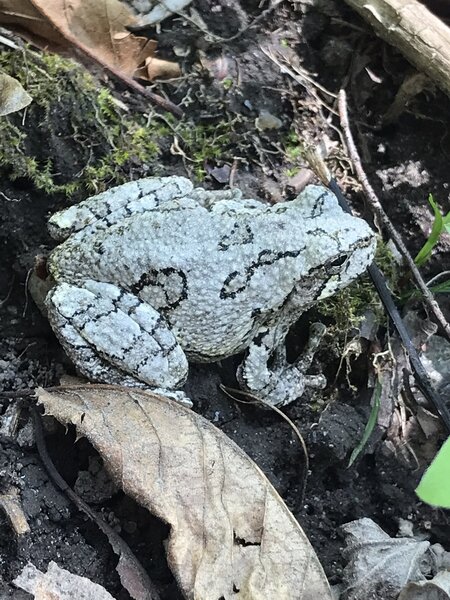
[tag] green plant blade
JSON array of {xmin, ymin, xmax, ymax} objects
[
  {"xmin": 400, "ymin": 278, "xmax": 450, "ymax": 301},
  {"xmin": 416, "ymin": 436, "xmax": 450, "ymax": 508},
  {"xmin": 414, "ymin": 194, "xmax": 443, "ymax": 267},
  {"xmin": 431, "ymin": 279, "xmax": 450, "ymax": 294},
  {"xmin": 348, "ymin": 379, "xmax": 381, "ymax": 467}
]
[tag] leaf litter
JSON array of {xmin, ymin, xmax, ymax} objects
[
  {"xmin": 14, "ymin": 561, "xmax": 116, "ymax": 599},
  {"xmin": 0, "ymin": 0, "xmax": 179, "ymax": 80},
  {"xmin": 37, "ymin": 384, "xmax": 332, "ymax": 600},
  {"xmin": 0, "ymin": 71, "xmax": 32, "ymax": 115}
]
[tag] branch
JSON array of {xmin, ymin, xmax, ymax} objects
[
  {"xmin": 338, "ymin": 89, "xmax": 450, "ymax": 342},
  {"xmin": 343, "ymin": 0, "xmax": 450, "ymax": 98}
]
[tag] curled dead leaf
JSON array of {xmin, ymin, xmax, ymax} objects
[
  {"xmin": 38, "ymin": 385, "xmax": 332, "ymax": 600},
  {"xmin": 0, "ymin": 0, "xmax": 155, "ymax": 77},
  {"xmin": 0, "ymin": 71, "xmax": 32, "ymax": 116},
  {"xmin": 136, "ymin": 56, "xmax": 181, "ymax": 81}
]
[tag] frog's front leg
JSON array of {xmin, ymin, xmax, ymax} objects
[
  {"xmin": 236, "ymin": 323, "xmax": 326, "ymax": 406},
  {"xmin": 46, "ymin": 280, "xmax": 190, "ymax": 400}
]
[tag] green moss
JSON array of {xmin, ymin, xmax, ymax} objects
[
  {"xmin": 282, "ymin": 130, "xmax": 305, "ymax": 172},
  {"xmin": 222, "ymin": 78, "xmax": 233, "ymax": 90},
  {"xmin": 174, "ymin": 119, "xmax": 238, "ymax": 181},
  {"xmin": 285, "ymin": 166, "xmax": 300, "ymax": 177},
  {"xmin": 373, "ymin": 240, "xmax": 400, "ymax": 291},
  {"xmin": 317, "ymin": 276, "xmax": 381, "ymax": 331},
  {"xmin": 0, "ymin": 47, "xmax": 245, "ymax": 194},
  {"xmin": 0, "ymin": 49, "xmax": 165, "ymax": 196},
  {"xmin": 317, "ymin": 240, "xmax": 398, "ymax": 331}
]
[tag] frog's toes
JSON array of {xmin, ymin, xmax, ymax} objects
[
  {"xmin": 46, "ymin": 281, "xmax": 188, "ymax": 389},
  {"xmin": 296, "ymin": 322, "xmax": 327, "ymax": 372},
  {"xmin": 237, "ymin": 322, "xmax": 327, "ymax": 406}
]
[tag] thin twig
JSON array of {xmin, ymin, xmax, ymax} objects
[
  {"xmin": 0, "ymin": 32, "xmax": 19, "ymax": 50},
  {"xmin": 148, "ymin": 0, "xmax": 285, "ymax": 44},
  {"xmin": 260, "ymin": 45, "xmax": 338, "ymax": 110},
  {"xmin": 338, "ymin": 89, "xmax": 450, "ymax": 342},
  {"xmin": 426, "ymin": 271, "xmax": 450, "ymax": 287},
  {"xmin": 219, "ymin": 0, "xmax": 285, "ymax": 43},
  {"xmin": 219, "ymin": 384, "xmax": 310, "ymax": 505},
  {"xmin": 112, "ymin": 71, "xmax": 183, "ymax": 117}
]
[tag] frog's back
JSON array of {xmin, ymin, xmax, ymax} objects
[
  {"xmin": 48, "ymin": 201, "xmax": 307, "ymax": 359},
  {"xmin": 51, "ymin": 200, "xmax": 305, "ymax": 292}
]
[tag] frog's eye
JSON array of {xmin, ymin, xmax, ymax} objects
[{"xmin": 329, "ymin": 255, "xmax": 348, "ymax": 269}]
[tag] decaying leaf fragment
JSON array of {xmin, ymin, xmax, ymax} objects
[
  {"xmin": 399, "ymin": 571, "xmax": 450, "ymax": 600},
  {"xmin": 14, "ymin": 561, "xmax": 115, "ymax": 599},
  {"xmin": 0, "ymin": 0, "xmax": 156, "ymax": 77},
  {"xmin": 0, "ymin": 485, "xmax": 30, "ymax": 535},
  {"xmin": 0, "ymin": 71, "xmax": 32, "ymax": 116},
  {"xmin": 341, "ymin": 517, "xmax": 430, "ymax": 600},
  {"xmin": 38, "ymin": 385, "xmax": 332, "ymax": 600},
  {"xmin": 135, "ymin": 0, "xmax": 193, "ymax": 27},
  {"xmin": 135, "ymin": 56, "xmax": 181, "ymax": 81}
]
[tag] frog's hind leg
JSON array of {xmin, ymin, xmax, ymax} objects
[
  {"xmin": 48, "ymin": 176, "xmax": 193, "ymax": 241},
  {"xmin": 236, "ymin": 323, "xmax": 326, "ymax": 407},
  {"xmin": 45, "ymin": 280, "xmax": 189, "ymax": 393}
]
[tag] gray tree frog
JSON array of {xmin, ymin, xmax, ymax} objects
[{"xmin": 34, "ymin": 176, "xmax": 376, "ymax": 406}]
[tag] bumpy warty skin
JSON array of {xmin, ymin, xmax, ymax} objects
[
  {"xmin": 42, "ymin": 176, "xmax": 377, "ymax": 404},
  {"xmin": 47, "ymin": 178, "xmax": 376, "ymax": 363}
]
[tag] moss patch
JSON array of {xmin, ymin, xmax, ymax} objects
[
  {"xmin": 175, "ymin": 118, "xmax": 242, "ymax": 181},
  {"xmin": 317, "ymin": 240, "xmax": 398, "ymax": 331},
  {"xmin": 0, "ymin": 49, "xmax": 166, "ymax": 197},
  {"xmin": 282, "ymin": 130, "xmax": 305, "ymax": 177}
]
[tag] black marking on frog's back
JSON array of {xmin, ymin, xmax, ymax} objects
[
  {"xmin": 130, "ymin": 267, "xmax": 188, "ymax": 310},
  {"xmin": 218, "ymin": 222, "xmax": 254, "ymax": 251},
  {"xmin": 219, "ymin": 247, "xmax": 305, "ymax": 300},
  {"xmin": 306, "ymin": 191, "xmax": 329, "ymax": 219}
]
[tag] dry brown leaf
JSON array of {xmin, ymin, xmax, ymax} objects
[
  {"xmin": 0, "ymin": 1, "xmax": 63, "ymax": 46},
  {"xmin": 14, "ymin": 561, "xmax": 115, "ymax": 599},
  {"xmin": 38, "ymin": 385, "xmax": 332, "ymax": 600},
  {"xmin": 0, "ymin": 0, "xmax": 155, "ymax": 77},
  {"xmin": 0, "ymin": 71, "xmax": 32, "ymax": 116},
  {"xmin": 136, "ymin": 56, "xmax": 181, "ymax": 81}
]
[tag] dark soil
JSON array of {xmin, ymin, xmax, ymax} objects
[{"xmin": 1, "ymin": 1, "xmax": 450, "ymax": 598}]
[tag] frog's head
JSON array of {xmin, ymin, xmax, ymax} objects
[{"xmin": 294, "ymin": 185, "xmax": 377, "ymax": 300}]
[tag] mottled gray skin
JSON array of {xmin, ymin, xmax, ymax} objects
[{"xmin": 43, "ymin": 176, "xmax": 376, "ymax": 406}]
